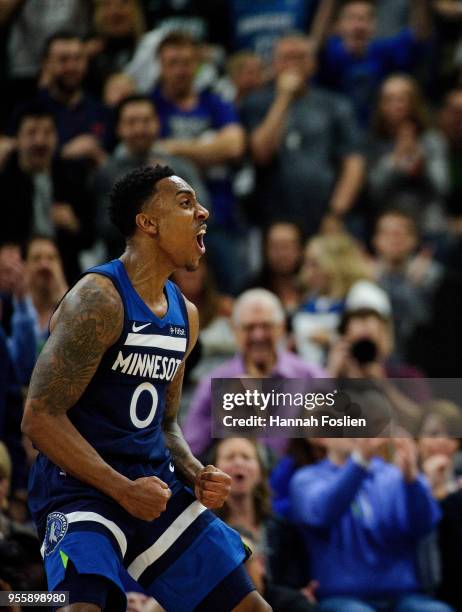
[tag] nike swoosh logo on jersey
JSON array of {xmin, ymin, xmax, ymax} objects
[
  {"xmin": 132, "ymin": 322, "xmax": 151, "ymax": 332},
  {"xmin": 169, "ymin": 462, "xmax": 175, "ymax": 472}
]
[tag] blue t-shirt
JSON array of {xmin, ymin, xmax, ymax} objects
[
  {"xmin": 152, "ymin": 87, "xmax": 239, "ymax": 227},
  {"xmin": 317, "ymin": 28, "xmax": 426, "ymax": 126},
  {"xmin": 37, "ymin": 88, "xmax": 110, "ymax": 147},
  {"xmin": 229, "ymin": 0, "xmax": 318, "ymax": 61}
]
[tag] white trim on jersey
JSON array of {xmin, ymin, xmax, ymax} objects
[
  {"xmin": 124, "ymin": 333, "xmax": 187, "ymax": 352},
  {"xmin": 40, "ymin": 511, "xmax": 128, "ymax": 559},
  {"xmin": 127, "ymin": 501, "xmax": 207, "ymax": 580}
]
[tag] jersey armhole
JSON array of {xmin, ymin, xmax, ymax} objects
[{"xmin": 170, "ymin": 281, "xmax": 191, "ymax": 354}]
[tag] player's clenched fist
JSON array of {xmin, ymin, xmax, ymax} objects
[
  {"xmin": 195, "ymin": 465, "xmax": 231, "ymax": 509},
  {"xmin": 120, "ymin": 476, "xmax": 171, "ymax": 520}
]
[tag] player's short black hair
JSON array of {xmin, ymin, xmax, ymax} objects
[{"xmin": 109, "ymin": 165, "xmax": 175, "ymax": 239}]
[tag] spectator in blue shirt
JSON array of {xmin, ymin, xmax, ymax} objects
[
  {"xmin": 290, "ymin": 437, "xmax": 452, "ymax": 611},
  {"xmin": 0, "ymin": 327, "xmax": 28, "ymax": 494},
  {"xmin": 312, "ymin": 0, "xmax": 433, "ymax": 126},
  {"xmin": 0, "ymin": 243, "xmax": 36, "ymax": 386},
  {"xmin": 151, "ymin": 31, "xmax": 246, "ymax": 292},
  {"xmin": 227, "ymin": 0, "xmax": 320, "ymax": 62}
]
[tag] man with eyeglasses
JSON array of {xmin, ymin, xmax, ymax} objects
[{"xmin": 183, "ymin": 288, "xmax": 326, "ymax": 459}]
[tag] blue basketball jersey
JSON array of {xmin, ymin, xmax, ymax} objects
[
  {"xmin": 39, "ymin": 259, "xmax": 188, "ymax": 490},
  {"xmin": 74, "ymin": 259, "xmax": 188, "ymax": 466}
]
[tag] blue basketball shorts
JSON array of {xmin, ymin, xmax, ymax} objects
[{"xmin": 29, "ymin": 459, "xmax": 252, "ymax": 611}]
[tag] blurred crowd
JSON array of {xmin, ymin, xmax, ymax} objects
[{"xmin": 2, "ymin": 0, "xmax": 462, "ymax": 610}]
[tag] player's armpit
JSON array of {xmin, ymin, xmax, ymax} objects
[{"xmin": 24, "ymin": 273, "xmax": 123, "ymax": 419}]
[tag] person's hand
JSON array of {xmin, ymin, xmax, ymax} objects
[
  {"xmin": 301, "ymin": 580, "xmax": 319, "ymax": 604},
  {"xmin": 194, "ymin": 464, "xmax": 232, "ymax": 509},
  {"xmin": 422, "ymin": 454, "xmax": 452, "ymax": 498},
  {"xmin": 0, "ymin": 245, "xmax": 21, "ymax": 289},
  {"xmin": 393, "ymin": 122, "xmax": 423, "ymax": 174},
  {"xmin": 329, "ymin": 193, "xmax": 351, "ymax": 217},
  {"xmin": 276, "ymin": 70, "xmax": 304, "ymax": 99},
  {"xmin": 326, "ymin": 339, "xmax": 350, "ymax": 377},
  {"xmin": 84, "ymin": 37, "xmax": 105, "ymax": 59},
  {"xmin": 155, "ymin": 139, "xmax": 185, "ymax": 157},
  {"xmin": 61, "ymin": 134, "xmax": 107, "ymax": 165},
  {"xmin": 419, "ymin": 436, "xmax": 458, "ymax": 462},
  {"xmin": 0, "ymin": 136, "xmax": 16, "ymax": 170},
  {"xmin": 118, "ymin": 476, "xmax": 171, "ymax": 520},
  {"xmin": 51, "ymin": 202, "xmax": 81, "ymax": 233},
  {"xmin": 407, "ymin": 247, "xmax": 433, "ymax": 286},
  {"xmin": 394, "ymin": 437, "xmax": 419, "ymax": 482},
  {"xmin": 354, "ymin": 437, "xmax": 389, "ymax": 462},
  {"xmin": 8, "ymin": 259, "xmax": 28, "ymax": 300},
  {"xmin": 48, "ymin": 255, "xmax": 68, "ymax": 296},
  {"xmin": 0, "ymin": 247, "xmax": 27, "ymax": 298}
]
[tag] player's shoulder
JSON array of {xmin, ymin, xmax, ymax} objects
[
  {"xmin": 51, "ymin": 272, "xmax": 123, "ymax": 342},
  {"xmin": 63, "ymin": 272, "xmax": 122, "ymax": 311}
]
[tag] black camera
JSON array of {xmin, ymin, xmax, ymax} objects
[{"xmin": 350, "ymin": 338, "xmax": 378, "ymax": 365}]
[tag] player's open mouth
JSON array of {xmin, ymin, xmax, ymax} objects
[{"xmin": 196, "ymin": 229, "xmax": 206, "ymax": 254}]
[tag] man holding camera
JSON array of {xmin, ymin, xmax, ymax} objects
[{"xmin": 326, "ymin": 280, "xmax": 429, "ymax": 434}]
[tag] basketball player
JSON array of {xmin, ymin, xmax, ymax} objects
[{"xmin": 22, "ymin": 166, "xmax": 271, "ymax": 612}]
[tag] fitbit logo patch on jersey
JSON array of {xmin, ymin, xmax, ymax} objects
[
  {"xmin": 170, "ymin": 325, "xmax": 185, "ymax": 336},
  {"xmin": 44, "ymin": 512, "xmax": 68, "ymax": 555}
]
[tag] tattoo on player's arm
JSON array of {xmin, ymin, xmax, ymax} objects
[
  {"xmin": 163, "ymin": 362, "xmax": 203, "ymax": 483},
  {"xmin": 27, "ymin": 275, "xmax": 123, "ymax": 417}
]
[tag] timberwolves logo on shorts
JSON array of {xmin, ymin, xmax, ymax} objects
[{"xmin": 44, "ymin": 512, "xmax": 68, "ymax": 555}]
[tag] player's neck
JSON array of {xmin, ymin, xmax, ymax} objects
[{"xmin": 120, "ymin": 244, "xmax": 175, "ymax": 309}]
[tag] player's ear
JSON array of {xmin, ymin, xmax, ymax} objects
[{"xmin": 135, "ymin": 212, "xmax": 158, "ymax": 236}]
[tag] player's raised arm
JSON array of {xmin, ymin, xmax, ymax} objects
[
  {"xmin": 163, "ymin": 298, "xmax": 231, "ymax": 508},
  {"xmin": 22, "ymin": 273, "xmax": 170, "ymax": 520}
]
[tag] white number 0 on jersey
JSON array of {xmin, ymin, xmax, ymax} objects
[{"xmin": 129, "ymin": 382, "xmax": 159, "ymax": 428}]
